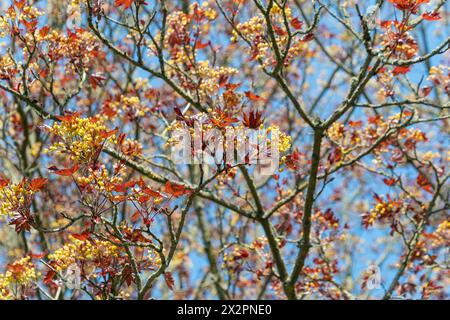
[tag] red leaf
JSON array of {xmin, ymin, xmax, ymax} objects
[
  {"xmin": 285, "ymin": 149, "xmax": 301, "ymax": 170},
  {"xmin": 29, "ymin": 252, "xmax": 46, "ymax": 259},
  {"xmin": 138, "ymin": 195, "xmax": 150, "ymax": 203},
  {"xmin": 388, "ymin": 0, "xmax": 430, "ymax": 11},
  {"xmin": 29, "ymin": 177, "xmax": 48, "ymax": 191},
  {"xmin": 218, "ymin": 75, "xmax": 229, "ymax": 88},
  {"xmin": 422, "ymin": 11, "xmax": 441, "ymax": 21},
  {"xmin": 117, "ymin": 133, "xmax": 126, "ymax": 146},
  {"xmin": 39, "ymin": 26, "xmax": 50, "ymax": 38},
  {"xmin": 348, "ymin": 120, "xmax": 363, "ymax": 128},
  {"xmin": 164, "ymin": 272, "xmax": 175, "ymax": 290},
  {"xmin": 115, "ymin": 0, "xmax": 134, "ymax": 9},
  {"xmin": 22, "ymin": 19, "xmax": 38, "ymax": 32},
  {"xmin": 383, "ymin": 178, "xmax": 396, "ymax": 186},
  {"xmin": 9, "ymin": 215, "xmax": 31, "ymax": 233},
  {"xmin": 55, "ymin": 111, "xmax": 82, "ymax": 123},
  {"xmin": 89, "ymin": 73, "xmax": 107, "ymax": 89},
  {"xmin": 211, "ymin": 116, "xmax": 239, "ymax": 128},
  {"xmin": 131, "ymin": 211, "xmax": 141, "ymax": 223},
  {"xmin": 290, "ymin": 17, "xmax": 303, "ymax": 30},
  {"xmin": 142, "ymin": 187, "xmax": 163, "ymax": 198},
  {"xmin": 225, "ymin": 82, "xmax": 241, "ymax": 91},
  {"xmin": 165, "ymin": 181, "xmax": 191, "ymax": 198},
  {"xmin": 14, "ymin": 0, "xmax": 26, "ymax": 10},
  {"xmin": 392, "ymin": 66, "xmax": 411, "ymax": 76},
  {"xmin": 43, "ymin": 269, "xmax": 56, "ymax": 284},
  {"xmin": 0, "ymin": 177, "xmax": 9, "ymax": 188},
  {"xmin": 48, "ymin": 164, "xmax": 79, "ymax": 176},
  {"xmin": 242, "ymin": 110, "xmax": 264, "ymax": 129},
  {"xmin": 195, "ymin": 40, "xmax": 210, "ymax": 49},
  {"xmin": 244, "ymin": 91, "xmax": 264, "ymax": 101},
  {"xmin": 71, "ymin": 231, "xmax": 91, "ymax": 241},
  {"xmin": 237, "ymin": 249, "xmax": 249, "ymax": 259},
  {"xmin": 373, "ymin": 193, "xmax": 383, "ymax": 203},
  {"xmin": 300, "ymin": 33, "xmax": 315, "ymax": 42},
  {"xmin": 380, "ymin": 20, "xmax": 393, "ymax": 29},
  {"xmin": 112, "ymin": 180, "xmax": 136, "ymax": 192},
  {"xmin": 421, "ymin": 87, "xmax": 432, "ymax": 97},
  {"xmin": 99, "ymin": 127, "xmax": 118, "ymax": 139},
  {"xmin": 273, "ymin": 25, "xmax": 287, "ymax": 36},
  {"xmin": 416, "ymin": 174, "xmax": 433, "ymax": 194},
  {"xmin": 122, "ymin": 266, "xmax": 135, "ymax": 286}
]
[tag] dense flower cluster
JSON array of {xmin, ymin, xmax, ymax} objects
[
  {"xmin": 231, "ymin": 3, "xmax": 313, "ymax": 68},
  {"xmin": 362, "ymin": 194, "xmax": 403, "ymax": 228},
  {"xmin": 75, "ymin": 164, "xmax": 125, "ymax": 195},
  {"xmin": 48, "ymin": 236, "xmax": 121, "ymax": 273},
  {"xmin": 149, "ymin": 2, "xmax": 231, "ymax": 100},
  {"xmin": 379, "ymin": 21, "xmax": 419, "ymax": 60},
  {"xmin": 157, "ymin": 2, "xmax": 218, "ymax": 66},
  {"xmin": 0, "ymin": 55, "xmax": 16, "ymax": 80},
  {"xmin": 44, "ymin": 113, "xmax": 117, "ymax": 164},
  {"xmin": 326, "ymin": 113, "xmax": 428, "ymax": 166},
  {"xmin": 428, "ymin": 65, "xmax": 450, "ymax": 97},
  {"xmin": 193, "ymin": 61, "xmax": 239, "ymax": 99},
  {"xmin": 429, "ymin": 220, "xmax": 450, "ymax": 248},
  {"xmin": 104, "ymin": 95, "xmax": 149, "ymax": 120},
  {"xmin": 167, "ymin": 116, "xmax": 292, "ymax": 166},
  {"xmin": 0, "ymin": 177, "xmax": 46, "ymax": 223},
  {"xmin": 0, "ymin": 256, "xmax": 37, "ymax": 300},
  {"xmin": 36, "ymin": 28, "xmax": 100, "ymax": 70},
  {"xmin": 0, "ymin": 5, "xmax": 44, "ymax": 38}
]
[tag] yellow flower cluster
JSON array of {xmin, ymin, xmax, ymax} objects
[
  {"xmin": 380, "ymin": 29, "xmax": 418, "ymax": 60},
  {"xmin": 149, "ymin": 3, "xmax": 229, "ymax": 99},
  {"xmin": 0, "ymin": 55, "xmax": 16, "ymax": 80},
  {"xmin": 19, "ymin": 6, "xmax": 44, "ymax": 23},
  {"xmin": 161, "ymin": 10, "xmax": 191, "ymax": 65},
  {"xmin": 194, "ymin": 61, "xmax": 239, "ymax": 98},
  {"xmin": 265, "ymin": 125, "xmax": 292, "ymax": 154},
  {"xmin": 121, "ymin": 96, "xmax": 146, "ymax": 118},
  {"xmin": 231, "ymin": 4, "xmax": 312, "ymax": 68},
  {"xmin": 192, "ymin": 2, "xmax": 217, "ymax": 20},
  {"xmin": 232, "ymin": 15, "xmax": 272, "ymax": 67},
  {"xmin": 45, "ymin": 115, "xmax": 115, "ymax": 163},
  {"xmin": 105, "ymin": 95, "xmax": 149, "ymax": 119},
  {"xmin": 0, "ymin": 14, "xmax": 9, "ymax": 38},
  {"xmin": 120, "ymin": 139, "xmax": 143, "ymax": 158},
  {"xmin": 48, "ymin": 236, "xmax": 121, "ymax": 273},
  {"xmin": 374, "ymin": 68, "xmax": 395, "ymax": 99},
  {"xmin": 431, "ymin": 220, "xmax": 450, "ymax": 248},
  {"xmin": 0, "ymin": 256, "xmax": 37, "ymax": 300},
  {"xmin": 231, "ymin": 15, "xmax": 266, "ymax": 46},
  {"xmin": 428, "ymin": 65, "xmax": 450, "ymax": 90},
  {"xmin": 326, "ymin": 114, "xmax": 429, "ymax": 163},
  {"xmin": 0, "ymin": 6, "xmax": 45, "ymax": 42},
  {"xmin": 0, "ymin": 5, "xmax": 44, "ymax": 37},
  {"xmin": 327, "ymin": 123, "xmax": 346, "ymax": 142},
  {"xmin": 0, "ymin": 179, "xmax": 33, "ymax": 217},
  {"xmin": 153, "ymin": 2, "xmax": 217, "ymax": 64},
  {"xmin": 367, "ymin": 201, "xmax": 394, "ymax": 226},
  {"xmin": 75, "ymin": 164, "xmax": 124, "ymax": 194},
  {"xmin": 222, "ymin": 246, "xmax": 251, "ymax": 271},
  {"xmin": 33, "ymin": 27, "xmax": 100, "ymax": 77}
]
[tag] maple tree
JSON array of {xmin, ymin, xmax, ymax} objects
[{"xmin": 0, "ymin": 0, "xmax": 448, "ymax": 300}]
